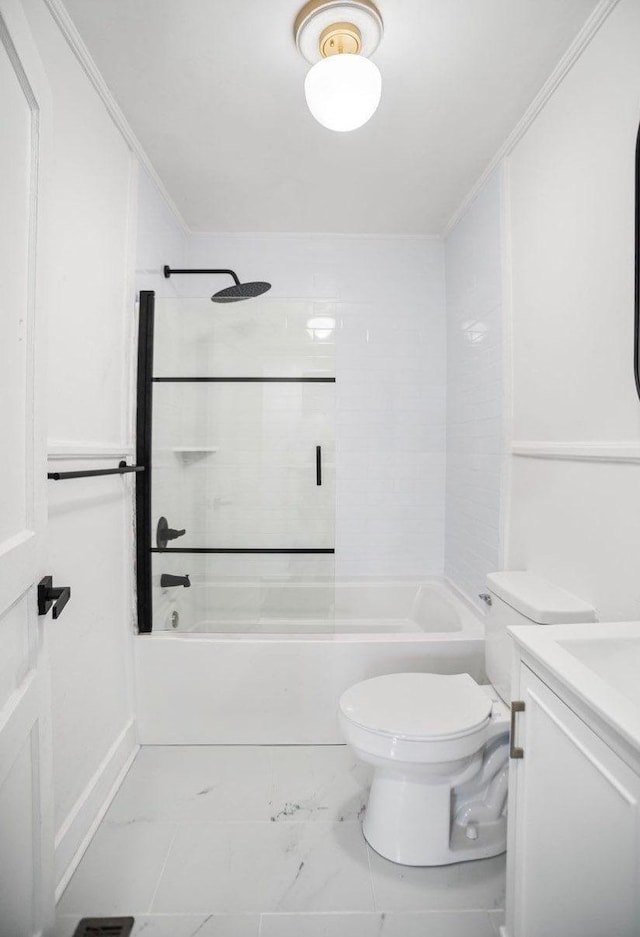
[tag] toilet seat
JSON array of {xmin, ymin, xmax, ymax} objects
[{"xmin": 339, "ymin": 672, "xmax": 493, "ymax": 741}]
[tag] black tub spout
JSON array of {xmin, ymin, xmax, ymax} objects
[{"xmin": 160, "ymin": 573, "xmax": 191, "ymax": 588}]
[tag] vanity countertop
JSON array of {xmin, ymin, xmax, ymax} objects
[{"xmin": 508, "ymin": 620, "xmax": 640, "ymax": 763}]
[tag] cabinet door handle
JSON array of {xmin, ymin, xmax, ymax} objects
[
  {"xmin": 510, "ymin": 700, "xmax": 525, "ymax": 758},
  {"xmin": 316, "ymin": 445, "xmax": 322, "ymax": 486}
]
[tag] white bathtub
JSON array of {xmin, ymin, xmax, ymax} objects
[
  {"xmin": 135, "ymin": 578, "xmax": 486, "ymax": 744},
  {"xmin": 156, "ymin": 577, "xmax": 479, "ymax": 635}
]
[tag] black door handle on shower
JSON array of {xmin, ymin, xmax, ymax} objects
[
  {"xmin": 316, "ymin": 446, "xmax": 322, "ymax": 486},
  {"xmin": 37, "ymin": 576, "xmax": 71, "ymax": 619}
]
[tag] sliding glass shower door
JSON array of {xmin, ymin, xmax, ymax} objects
[{"xmin": 136, "ymin": 293, "xmax": 336, "ymax": 633}]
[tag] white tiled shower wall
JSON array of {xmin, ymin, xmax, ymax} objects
[
  {"xmin": 137, "ymin": 170, "xmax": 508, "ymax": 606},
  {"xmin": 189, "ymin": 235, "xmax": 448, "ymax": 581},
  {"xmin": 136, "ymin": 170, "xmax": 506, "ymax": 599},
  {"xmin": 444, "ymin": 171, "xmax": 505, "ymax": 608},
  {"xmin": 136, "ymin": 186, "xmax": 449, "ymax": 587}
]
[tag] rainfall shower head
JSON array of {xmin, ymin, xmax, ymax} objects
[
  {"xmin": 211, "ymin": 281, "xmax": 271, "ymax": 303},
  {"xmin": 163, "ymin": 265, "xmax": 271, "ymax": 303}
]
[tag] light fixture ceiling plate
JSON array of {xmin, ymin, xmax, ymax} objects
[{"xmin": 295, "ymin": 0, "xmax": 383, "ymax": 64}]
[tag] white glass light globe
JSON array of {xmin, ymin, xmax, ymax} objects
[{"xmin": 304, "ymin": 54, "xmax": 381, "ymax": 132}]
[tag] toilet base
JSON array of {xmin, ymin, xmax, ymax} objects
[{"xmin": 362, "ymin": 767, "xmax": 507, "ymax": 866}]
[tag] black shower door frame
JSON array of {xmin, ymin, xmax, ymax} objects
[{"xmin": 135, "ymin": 290, "xmax": 336, "ymax": 633}]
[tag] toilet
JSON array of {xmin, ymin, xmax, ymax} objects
[{"xmin": 339, "ymin": 572, "xmax": 596, "ymax": 866}]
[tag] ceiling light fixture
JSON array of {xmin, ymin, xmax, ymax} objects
[{"xmin": 294, "ymin": 0, "xmax": 383, "ymax": 133}]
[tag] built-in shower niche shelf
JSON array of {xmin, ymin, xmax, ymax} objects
[{"xmin": 172, "ymin": 446, "xmax": 219, "ymax": 465}]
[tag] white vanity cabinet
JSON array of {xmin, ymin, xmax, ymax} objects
[{"xmin": 504, "ymin": 663, "xmax": 640, "ymax": 937}]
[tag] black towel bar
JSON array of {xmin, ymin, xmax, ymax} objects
[{"xmin": 47, "ymin": 460, "xmax": 145, "ymax": 481}]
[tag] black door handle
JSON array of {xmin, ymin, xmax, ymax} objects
[
  {"xmin": 316, "ymin": 445, "xmax": 322, "ymax": 486},
  {"xmin": 37, "ymin": 576, "xmax": 71, "ymax": 619}
]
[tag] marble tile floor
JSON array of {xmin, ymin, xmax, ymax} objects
[{"xmin": 56, "ymin": 745, "xmax": 506, "ymax": 937}]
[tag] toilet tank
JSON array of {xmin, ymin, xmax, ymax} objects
[{"xmin": 484, "ymin": 572, "xmax": 596, "ymax": 703}]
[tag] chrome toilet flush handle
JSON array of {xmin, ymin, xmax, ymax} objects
[{"xmin": 478, "ymin": 593, "xmax": 492, "ymax": 607}]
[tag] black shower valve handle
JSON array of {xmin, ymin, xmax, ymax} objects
[{"xmin": 156, "ymin": 517, "xmax": 187, "ymax": 549}]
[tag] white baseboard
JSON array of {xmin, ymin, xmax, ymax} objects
[{"xmin": 54, "ymin": 719, "xmax": 138, "ymax": 901}]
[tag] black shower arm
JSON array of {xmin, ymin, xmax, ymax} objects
[{"xmin": 163, "ymin": 265, "xmax": 240, "ymax": 286}]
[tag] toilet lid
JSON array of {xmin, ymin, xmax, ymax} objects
[{"xmin": 339, "ymin": 673, "xmax": 492, "ymax": 740}]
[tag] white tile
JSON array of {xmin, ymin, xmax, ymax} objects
[
  {"xmin": 57, "ymin": 748, "xmax": 506, "ymax": 927},
  {"xmin": 55, "ymin": 917, "xmax": 81, "ymax": 937},
  {"xmin": 259, "ymin": 912, "xmax": 381, "ymax": 937},
  {"xmin": 379, "ymin": 911, "xmax": 498, "ymax": 937},
  {"xmin": 368, "ymin": 849, "xmax": 506, "ymax": 912},
  {"xmin": 152, "ymin": 821, "xmax": 374, "ymax": 913},
  {"xmin": 268, "ymin": 746, "xmax": 371, "ymax": 822},
  {"xmin": 56, "ymin": 916, "xmax": 259, "ymax": 937},
  {"xmin": 259, "ymin": 911, "xmax": 497, "ymax": 937},
  {"xmin": 106, "ymin": 746, "xmax": 273, "ymax": 823},
  {"xmin": 136, "ymin": 915, "xmax": 260, "ymax": 936},
  {"xmin": 147, "ymin": 231, "xmax": 449, "ymax": 581},
  {"xmin": 57, "ymin": 821, "xmax": 177, "ymax": 915},
  {"xmin": 55, "ymin": 914, "xmax": 260, "ymax": 937},
  {"xmin": 445, "ymin": 169, "xmax": 504, "ymax": 607}
]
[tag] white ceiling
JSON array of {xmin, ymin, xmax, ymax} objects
[{"xmin": 63, "ymin": 0, "xmax": 599, "ymax": 235}]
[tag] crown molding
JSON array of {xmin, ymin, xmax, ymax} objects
[
  {"xmin": 43, "ymin": 0, "xmax": 190, "ymax": 236},
  {"xmin": 188, "ymin": 230, "xmax": 442, "ymax": 241},
  {"xmin": 442, "ymin": 0, "xmax": 622, "ymax": 238}
]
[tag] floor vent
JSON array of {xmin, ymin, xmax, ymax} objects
[{"xmin": 72, "ymin": 919, "xmax": 134, "ymax": 937}]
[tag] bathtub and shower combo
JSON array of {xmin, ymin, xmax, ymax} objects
[{"xmin": 134, "ymin": 288, "xmax": 485, "ymax": 745}]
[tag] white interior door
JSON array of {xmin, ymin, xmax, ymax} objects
[{"xmin": 0, "ymin": 1, "xmax": 54, "ymax": 933}]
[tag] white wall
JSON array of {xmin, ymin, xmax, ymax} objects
[
  {"xmin": 135, "ymin": 165, "xmax": 187, "ymax": 299},
  {"xmin": 444, "ymin": 170, "xmax": 505, "ymax": 607},
  {"xmin": 175, "ymin": 233, "xmax": 448, "ymax": 582},
  {"xmin": 505, "ymin": 0, "xmax": 640, "ymax": 619},
  {"xmin": 21, "ymin": 0, "xmax": 138, "ymax": 889}
]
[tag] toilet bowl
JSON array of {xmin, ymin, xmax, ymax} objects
[
  {"xmin": 339, "ymin": 572, "xmax": 597, "ymax": 866},
  {"xmin": 339, "ymin": 672, "xmax": 510, "ymax": 866}
]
